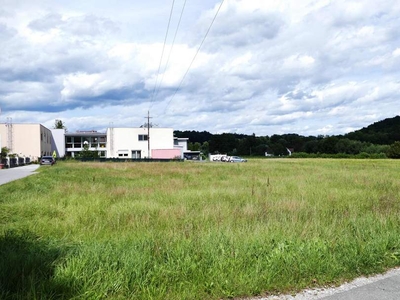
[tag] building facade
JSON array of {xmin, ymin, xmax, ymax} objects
[
  {"xmin": 0, "ymin": 123, "xmax": 52, "ymax": 160},
  {"xmin": 65, "ymin": 131, "xmax": 107, "ymax": 158},
  {"xmin": 107, "ymin": 127, "xmax": 175, "ymax": 159}
]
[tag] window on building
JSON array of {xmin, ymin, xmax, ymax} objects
[
  {"xmin": 132, "ymin": 150, "xmax": 141, "ymax": 159},
  {"xmin": 66, "ymin": 136, "xmax": 73, "ymax": 148},
  {"xmin": 73, "ymin": 137, "xmax": 82, "ymax": 148},
  {"xmin": 138, "ymin": 134, "xmax": 148, "ymax": 141}
]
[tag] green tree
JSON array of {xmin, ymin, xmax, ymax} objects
[
  {"xmin": 80, "ymin": 141, "xmax": 99, "ymax": 159},
  {"xmin": 209, "ymin": 133, "xmax": 236, "ymax": 154},
  {"xmin": 1, "ymin": 147, "xmax": 9, "ymax": 160},
  {"xmin": 192, "ymin": 142, "xmax": 201, "ymax": 151},
  {"xmin": 319, "ymin": 136, "xmax": 339, "ymax": 154},
  {"xmin": 53, "ymin": 119, "xmax": 67, "ymax": 131},
  {"xmin": 387, "ymin": 141, "xmax": 400, "ymax": 158},
  {"xmin": 200, "ymin": 141, "xmax": 209, "ymax": 156}
]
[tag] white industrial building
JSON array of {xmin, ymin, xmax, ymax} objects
[{"xmin": 107, "ymin": 127, "xmax": 177, "ymax": 159}]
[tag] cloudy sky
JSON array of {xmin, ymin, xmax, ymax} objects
[{"xmin": 0, "ymin": 0, "xmax": 399, "ymax": 136}]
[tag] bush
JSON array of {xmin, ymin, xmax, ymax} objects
[{"xmin": 387, "ymin": 141, "xmax": 400, "ymax": 159}]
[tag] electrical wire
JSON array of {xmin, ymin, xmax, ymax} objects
[
  {"xmin": 163, "ymin": 0, "xmax": 225, "ymax": 114},
  {"xmin": 150, "ymin": 0, "xmax": 187, "ymax": 111},
  {"xmin": 149, "ymin": 0, "xmax": 176, "ymax": 108}
]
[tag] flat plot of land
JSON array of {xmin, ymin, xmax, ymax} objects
[{"xmin": 1, "ymin": 159, "xmax": 400, "ymax": 299}]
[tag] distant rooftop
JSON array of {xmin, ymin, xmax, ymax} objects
[{"xmin": 65, "ymin": 131, "xmax": 106, "ymax": 137}]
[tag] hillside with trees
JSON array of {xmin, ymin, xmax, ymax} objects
[
  {"xmin": 345, "ymin": 115, "xmax": 400, "ymax": 145},
  {"xmin": 174, "ymin": 115, "xmax": 400, "ymax": 158}
]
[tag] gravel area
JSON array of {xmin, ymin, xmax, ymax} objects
[{"xmin": 246, "ymin": 267, "xmax": 400, "ymax": 300}]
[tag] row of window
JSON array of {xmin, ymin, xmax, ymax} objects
[
  {"xmin": 66, "ymin": 143, "xmax": 107, "ymax": 149},
  {"xmin": 65, "ymin": 136, "xmax": 107, "ymax": 149},
  {"xmin": 40, "ymin": 132, "xmax": 50, "ymax": 144},
  {"xmin": 66, "ymin": 135, "xmax": 148, "ymax": 143},
  {"xmin": 118, "ymin": 150, "xmax": 142, "ymax": 159},
  {"xmin": 65, "ymin": 135, "xmax": 148, "ymax": 148},
  {"xmin": 66, "ymin": 136, "xmax": 106, "ymax": 143}
]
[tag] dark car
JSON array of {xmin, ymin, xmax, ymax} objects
[{"xmin": 40, "ymin": 156, "xmax": 56, "ymax": 165}]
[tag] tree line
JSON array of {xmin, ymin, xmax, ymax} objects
[{"xmin": 174, "ymin": 116, "xmax": 400, "ymax": 158}]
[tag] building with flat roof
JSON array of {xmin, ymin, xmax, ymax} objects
[
  {"xmin": 0, "ymin": 123, "xmax": 52, "ymax": 160},
  {"xmin": 65, "ymin": 131, "xmax": 107, "ymax": 158},
  {"xmin": 107, "ymin": 127, "xmax": 176, "ymax": 159}
]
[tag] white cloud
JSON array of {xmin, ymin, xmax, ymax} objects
[{"xmin": 0, "ymin": 0, "xmax": 399, "ymax": 137}]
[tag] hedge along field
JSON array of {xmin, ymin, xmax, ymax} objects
[{"xmin": 1, "ymin": 159, "xmax": 400, "ymax": 299}]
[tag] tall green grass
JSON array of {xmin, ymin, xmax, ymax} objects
[{"xmin": 1, "ymin": 159, "xmax": 400, "ymax": 299}]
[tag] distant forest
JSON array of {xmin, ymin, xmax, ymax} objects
[{"xmin": 174, "ymin": 116, "xmax": 400, "ymax": 158}]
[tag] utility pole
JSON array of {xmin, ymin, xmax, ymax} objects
[
  {"xmin": 145, "ymin": 111, "xmax": 152, "ymax": 158},
  {"xmin": 6, "ymin": 117, "xmax": 13, "ymax": 152},
  {"xmin": 109, "ymin": 122, "xmax": 114, "ymax": 158}
]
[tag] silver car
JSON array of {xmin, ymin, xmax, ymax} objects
[{"xmin": 229, "ymin": 156, "xmax": 247, "ymax": 162}]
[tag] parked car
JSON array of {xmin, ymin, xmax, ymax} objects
[
  {"xmin": 229, "ymin": 156, "xmax": 247, "ymax": 162},
  {"xmin": 40, "ymin": 156, "xmax": 56, "ymax": 165}
]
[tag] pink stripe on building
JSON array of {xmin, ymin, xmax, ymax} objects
[{"xmin": 151, "ymin": 149, "xmax": 181, "ymax": 159}]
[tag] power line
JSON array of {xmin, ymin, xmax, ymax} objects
[
  {"xmin": 149, "ymin": 0, "xmax": 176, "ymax": 107},
  {"xmin": 150, "ymin": 0, "xmax": 187, "ymax": 111},
  {"xmin": 145, "ymin": 111, "xmax": 152, "ymax": 158},
  {"xmin": 163, "ymin": 0, "xmax": 225, "ymax": 114}
]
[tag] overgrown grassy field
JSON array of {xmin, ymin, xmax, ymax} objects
[{"xmin": 1, "ymin": 159, "xmax": 400, "ymax": 299}]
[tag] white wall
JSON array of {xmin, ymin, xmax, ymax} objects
[
  {"xmin": 106, "ymin": 127, "xmax": 174, "ymax": 158},
  {"xmin": 51, "ymin": 129, "xmax": 66, "ymax": 157},
  {"xmin": 175, "ymin": 138, "xmax": 188, "ymax": 152}
]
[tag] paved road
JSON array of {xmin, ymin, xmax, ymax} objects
[
  {"xmin": 320, "ymin": 271, "xmax": 400, "ymax": 300},
  {"xmin": 260, "ymin": 268, "xmax": 400, "ymax": 300},
  {"xmin": 0, "ymin": 164, "xmax": 40, "ymax": 185}
]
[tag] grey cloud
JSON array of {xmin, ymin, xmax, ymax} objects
[
  {"xmin": 28, "ymin": 13, "xmax": 62, "ymax": 31},
  {"xmin": 0, "ymin": 49, "xmax": 107, "ymax": 83},
  {"xmin": 0, "ymin": 22, "xmax": 17, "ymax": 39},
  {"xmin": 284, "ymin": 90, "xmax": 311, "ymax": 100},
  {"xmin": 63, "ymin": 15, "xmax": 120, "ymax": 36},
  {"xmin": 0, "ymin": 80, "xmax": 143, "ymax": 113},
  {"xmin": 72, "ymin": 84, "xmax": 149, "ymax": 107},
  {"xmin": 28, "ymin": 13, "xmax": 119, "ymax": 36},
  {"xmin": 206, "ymin": 8, "xmax": 284, "ymax": 48}
]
